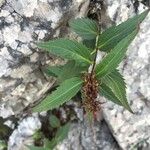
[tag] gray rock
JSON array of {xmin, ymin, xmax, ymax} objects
[
  {"xmin": 0, "ymin": 0, "xmax": 5, "ymax": 7},
  {"xmin": 8, "ymin": 115, "xmax": 41, "ymax": 150},
  {"xmin": 102, "ymin": 0, "xmax": 150, "ymax": 149},
  {"xmin": 0, "ymin": 0, "xmax": 90, "ymax": 118},
  {"xmin": 56, "ymin": 119, "xmax": 119, "ymax": 150},
  {"xmin": 2, "ymin": 0, "xmax": 150, "ymax": 150}
]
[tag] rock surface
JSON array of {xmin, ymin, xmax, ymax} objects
[
  {"xmin": 102, "ymin": 0, "xmax": 150, "ymax": 149},
  {"xmin": 0, "ymin": 0, "xmax": 90, "ymax": 118},
  {"xmin": 8, "ymin": 115, "xmax": 41, "ymax": 150},
  {"xmin": 1, "ymin": 0, "xmax": 150, "ymax": 150},
  {"xmin": 56, "ymin": 119, "xmax": 119, "ymax": 150}
]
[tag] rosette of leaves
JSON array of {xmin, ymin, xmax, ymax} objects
[{"xmin": 33, "ymin": 10, "xmax": 149, "ymax": 115}]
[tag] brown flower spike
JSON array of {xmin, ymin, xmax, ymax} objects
[{"xmin": 82, "ymin": 73, "xmax": 100, "ymax": 115}]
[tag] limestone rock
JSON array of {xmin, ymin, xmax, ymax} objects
[
  {"xmin": 2, "ymin": 0, "xmax": 150, "ymax": 150},
  {"xmin": 8, "ymin": 115, "xmax": 41, "ymax": 150},
  {"xmin": 0, "ymin": 0, "xmax": 90, "ymax": 118},
  {"xmin": 102, "ymin": 1, "xmax": 150, "ymax": 149},
  {"xmin": 56, "ymin": 119, "xmax": 119, "ymax": 150}
]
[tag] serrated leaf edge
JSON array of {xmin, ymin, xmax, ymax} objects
[
  {"xmin": 69, "ymin": 18, "xmax": 98, "ymax": 35},
  {"xmin": 103, "ymin": 73, "xmax": 133, "ymax": 112},
  {"xmin": 37, "ymin": 40, "xmax": 92, "ymax": 64},
  {"xmin": 33, "ymin": 78, "xmax": 83, "ymax": 112}
]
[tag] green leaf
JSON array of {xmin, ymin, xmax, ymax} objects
[
  {"xmin": 37, "ymin": 39, "xmax": 92, "ymax": 64},
  {"xmin": 55, "ymin": 123, "xmax": 70, "ymax": 142},
  {"xmin": 69, "ymin": 18, "xmax": 99, "ymax": 39},
  {"xmin": 0, "ymin": 140, "xmax": 7, "ymax": 149},
  {"xmin": 33, "ymin": 131, "xmax": 43, "ymax": 141},
  {"xmin": 82, "ymin": 39, "xmax": 96, "ymax": 50},
  {"xmin": 98, "ymin": 10, "xmax": 149, "ymax": 52},
  {"xmin": 100, "ymin": 70, "xmax": 133, "ymax": 112},
  {"xmin": 44, "ymin": 65, "xmax": 62, "ymax": 77},
  {"xmin": 27, "ymin": 145, "xmax": 48, "ymax": 150},
  {"xmin": 96, "ymin": 30, "xmax": 137, "ymax": 78},
  {"xmin": 45, "ymin": 61, "xmax": 87, "ymax": 82},
  {"xmin": 58, "ymin": 61, "xmax": 87, "ymax": 82},
  {"xmin": 44, "ymin": 138, "xmax": 56, "ymax": 150},
  {"xmin": 33, "ymin": 77, "xmax": 83, "ymax": 112},
  {"xmin": 49, "ymin": 115, "xmax": 60, "ymax": 128},
  {"xmin": 99, "ymin": 83, "xmax": 122, "ymax": 106},
  {"xmin": 44, "ymin": 123, "xmax": 70, "ymax": 149}
]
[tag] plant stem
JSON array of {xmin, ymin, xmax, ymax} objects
[{"xmin": 90, "ymin": 35, "xmax": 99, "ymax": 78}]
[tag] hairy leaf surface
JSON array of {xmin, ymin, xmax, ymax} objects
[
  {"xmin": 37, "ymin": 39, "xmax": 92, "ymax": 64},
  {"xmin": 96, "ymin": 30, "xmax": 137, "ymax": 78},
  {"xmin": 69, "ymin": 18, "xmax": 99, "ymax": 39},
  {"xmin": 98, "ymin": 10, "xmax": 149, "ymax": 52},
  {"xmin": 33, "ymin": 77, "xmax": 83, "ymax": 112},
  {"xmin": 101, "ymin": 70, "xmax": 132, "ymax": 112}
]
